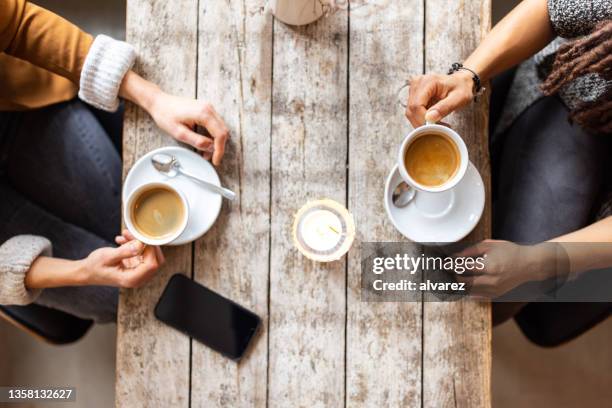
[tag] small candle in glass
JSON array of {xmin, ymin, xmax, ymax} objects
[{"xmin": 292, "ymin": 199, "xmax": 355, "ymax": 262}]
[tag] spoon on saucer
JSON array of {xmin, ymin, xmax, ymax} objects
[
  {"xmin": 392, "ymin": 181, "xmax": 416, "ymax": 208},
  {"xmin": 151, "ymin": 153, "xmax": 236, "ymax": 201}
]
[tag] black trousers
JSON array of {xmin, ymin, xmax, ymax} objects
[{"xmin": 489, "ymin": 70, "xmax": 612, "ymax": 346}]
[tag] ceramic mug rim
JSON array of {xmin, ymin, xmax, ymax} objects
[
  {"xmin": 123, "ymin": 181, "xmax": 189, "ymax": 246},
  {"xmin": 397, "ymin": 124, "xmax": 469, "ymax": 193}
]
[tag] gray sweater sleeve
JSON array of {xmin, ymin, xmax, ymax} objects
[
  {"xmin": 548, "ymin": 0, "xmax": 612, "ymax": 38},
  {"xmin": 0, "ymin": 235, "xmax": 52, "ymax": 305}
]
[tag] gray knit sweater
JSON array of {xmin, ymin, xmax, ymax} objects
[
  {"xmin": 0, "ymin": 35, "xmax": 134, "ymax": 305},
  {"xmin": 495, "ymin": 0, "xmax": 612, "ymax": 136}
]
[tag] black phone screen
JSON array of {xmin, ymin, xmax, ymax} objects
[{"xmin": 154, "ymin": 274, "xmax": 261, "ymax": 360}]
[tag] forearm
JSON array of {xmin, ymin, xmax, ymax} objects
[
  {"xmin": 463, "ymin": 0, "xmax": 554, "ymax": 81},
  {"xmin": 24, "ymin": 257, "xmax": 86, "ymax": 289},
  {"xmin": 549, "ymin": 217, "xmax": 612, "ymax": 275}
]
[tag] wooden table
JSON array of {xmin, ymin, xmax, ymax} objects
[{"xmin": 117, "ymin": 1, "xmax": 492, "ymax": 406}]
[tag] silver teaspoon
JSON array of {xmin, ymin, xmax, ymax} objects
[
  {"xmin": 151, "ymin": 153, "xmax": 237, "ymax": 201},
  {"xmin": 392, "ymin": 181, "xmax": 416, "ymax": 208}
]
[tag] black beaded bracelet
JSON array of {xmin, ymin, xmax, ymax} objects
[{"xmin": 448, "ymin": 62, "xmax": 485, "ymax": 99}]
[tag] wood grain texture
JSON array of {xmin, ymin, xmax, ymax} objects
[
  {"xmin": 191, "ymin": 1, "xmax": 272, "ymax": 407},
  {"xmin": 423, "ymin": 1, "xmax": 492, "ymax": 407},
  {"xmin": 118, "ymin": 1, "xmax": 493, "ymax": 405},
  {"xmin": 346, "ymin": 1, "xmax": 424, "ymax": 406},
  {"xmin": 267, "ymin": 12, "xmax": 348, "ymax": 408},
  {"xmin": 116, "ymin": 1, "xmax": 197, "ymax": 406}
]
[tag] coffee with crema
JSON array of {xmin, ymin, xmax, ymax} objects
[
  {"xmin": 404, "ymin": 132, "xmax": 460, "ymax": 187},
  {"xmin": 131, "ymin": 186, "xmax": 185, "ymax": 239}
]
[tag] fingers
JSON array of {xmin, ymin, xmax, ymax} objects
[
  {"xmin": 118, "ymin": 245, "xmax": 164, "ymax": 289},
  {"xmin": 407, "ymin": 76, "xmax": 445, "ymax": 126},
  {"xmin": 455, "ymin": 274, "xmax": 496, "ymax": 298},
  {"xmin": 115, "ymin": 229, "xmax": 136, "ymax": 245},
  {"xmin": 454, "ymin": 241, "xmax": 491, "ymax": 258},
  {"xmin": 153, "ymin": 245, "xmax": 165, "ymax": 265},
  {"xmin": 454, "ymin": 244, "xmax": 484, "ymax": 258},
  {"xmin": 406, "ymin": 73, "xmax": 476, "ymax": 127},
  {"xmin": 109, "ymin": 229, "xmax": 166, "ymax": 288},
  {"xmin": 174, "ymin": 125, "xmax": 215, "ymax": 153},
  {"xmin": 406, "ymin": 76, "xmax": 442, "ymax": 127},
  {"xmin": 106, "ymin": 240, "xmax": 145, "ymax": 264},
  {"xmin": 115, "ymin": 229, "xmax": 136, "ymax": 246},
  {"xmin": 211, "ymin": 133, "xmax": 227, "ymax": 166},
  {"xmin": 194, "ymin": 103, "xmax": 229, "ymax": 166},
  {"xmin": 426, "ymin": 89, "xmax": 471, "ymax": 123}
]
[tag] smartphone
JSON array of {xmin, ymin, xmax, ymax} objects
[{"xmin": 154, "ymin": 274, "xmax": 261, "ymax": 361}]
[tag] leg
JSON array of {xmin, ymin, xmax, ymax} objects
[
  {"xmin": 490, "ymin": 95, "xmax": 609, "ymax": 332},
  {"xmin": 6, "ymin": 99, "xmax": 122, "ymax": 243},
  {"xmin": 0, "ymin": 181, "xmax": 117, "ymax": 323},
  {"xmin": 86, "ymin": 101, "xmax": 124, "ymax": 154},
  {"xmin": 493, "ymin": 96, "xmax": 606, "ymax": 243},
  {"xmin": 489, "ymin": 69, "xmax": 517, "ymax": 203}
]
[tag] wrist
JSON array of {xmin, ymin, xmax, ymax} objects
[
  {"xmin": 526, "ymin": 243, "xmax": 557, "ymax": 281},
  {"xmin": 25, "ymin": 257, "xmax": 88, "ymax": 289},
  {"xmin": 461, "ymin": 58, "xmax": 487, "ymax": 82},
  {"xmin": 448, "ymin": 63, "xmax": 483, "ymax": 98},
  {"xmin": 453, "ymin": 70, "xmax": 475, "ymax": 91},
  {"xmin": 119, "ymin": 71, "xmax": 162, "ymax": 113},
  {"xmin": 72, "ymin": 259, "xmax": 92, "ymax": 286}
]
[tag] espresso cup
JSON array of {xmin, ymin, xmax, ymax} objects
[
  {"xmin": 397, "ymin": 123, "xmax": 469, "ymax": 193},
  {"xmin": 124, "ymin": 181, "xmax": 189, "ymax": 246}
]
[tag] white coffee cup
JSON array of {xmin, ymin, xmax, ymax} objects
[
  {"xmin": 269, "ymin": 0, "xmax": 325, "ymax": 26},
  {"xmin": 398, "ymin": 123, "xmax": 469, "ymax": 192},
  {"xmin": 124, "ymin": 181, "xmax": 189, "ymax": 246},
  {"xmin": 397, "ymin": 124, "xmax": 469, "ymax": 217}
]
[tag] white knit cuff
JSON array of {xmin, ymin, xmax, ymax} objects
[
  {"xmin": 79, "ymin": 34, "xmax": 136, "ymax": 112},
  {"xmin": 0, "ymin": 235, "xmax": 52, "ymax": 305}
]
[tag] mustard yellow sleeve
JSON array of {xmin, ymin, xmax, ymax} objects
[{"xmin": 0, "ymin": 0, "xmax": 93, "ymax": 84}]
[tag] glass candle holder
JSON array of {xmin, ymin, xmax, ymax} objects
[{"xmin": 292, "ymin": 199, "xmax": 355, "ymax": 262}]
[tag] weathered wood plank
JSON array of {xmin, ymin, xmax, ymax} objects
[
  {"xmin": 267, "ymin": 12, "xmax": 348, "ymax": 408},
  {"xmin": 346, "ymin": 2, "xmax": 425, "ymax": 406},
  {"xmin": 423, "ymin": 1, "xmax": 492, "ymax": 407},
  {"xmin": 116, "ymin": 1, "xmax": 197, "ymax": 406},
  {"xmin": 191, "ymin": 1, "xmax": 272, "ymax": 407}
]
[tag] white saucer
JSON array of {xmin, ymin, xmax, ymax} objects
[
  {"xmin": 384, "ymin": 162, "xmax": 485, "ymax": 242},
  {"xmin": 123, "ymin": 146, "xmax": 222, "ymax": 246}
]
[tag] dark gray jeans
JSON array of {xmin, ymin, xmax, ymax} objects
[
  {"xmin": 0, "ymin": 99, "xmax": 122, "ymax": 323},
  {"xmin": 490, "ymin": 70, "xmax": 612, "ymax": 342}
]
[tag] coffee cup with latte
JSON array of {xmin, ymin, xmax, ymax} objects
[
  {"xmin": 124, "ymin": 182, "xmax": 189, "ymax": 246},
  {"xmin": 397, "ymin": 124, "xmax": 469, "ymax": 217}
]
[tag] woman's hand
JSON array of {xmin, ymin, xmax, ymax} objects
[
  {"xmin": 404, "ymin": 0, "xmax": 554, "ymax": 128},
  {"xmin": 405, "ymin": 71, "xmax": 474, "ymax": 128},
  {"xmin": 25, "ymin": 232, "xmax": 164, "ymax": 290},
  {"xmin": 147, "ymin": 91, "xmax": 230, "ymax": 165},
  {"xmin": 78, "ymin": 231, "xmax": 165, "ymax": 288},
  {"xmin": 454, "ymin": 240, "xmax": 565, "ymax": 299},
  {"xmin": 119, "ymin": 71, "xmax": 230, "ymax": 165}
]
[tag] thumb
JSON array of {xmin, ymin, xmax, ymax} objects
[
  {"xmin": 425, "ymin": 90, "xmax": 469, "ymax": 123},
  {"xmin": 106, "ymin": 241, "xmax": 144, "ymax": 264}
]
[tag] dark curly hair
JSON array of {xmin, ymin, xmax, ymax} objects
[{"xmin": 541, "ymin": 20, "xmax": 612, "ymax": 134}]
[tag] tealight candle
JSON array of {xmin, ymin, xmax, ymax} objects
[{"xmin": 293, "ymin": 199, "xmax": 355, "ymax": 262}]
